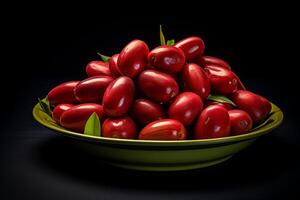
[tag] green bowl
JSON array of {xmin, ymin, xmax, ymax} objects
[{"xmin": 32, "ymin": 102, "xmax": 283, "ymax": 171}]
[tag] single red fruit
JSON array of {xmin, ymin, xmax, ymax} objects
[
  {"xmin": 86, "ymin": 61, "xmax": 112, "ymax": 77},
  {"xmin": 230, "ymin": 90, "xmax": 271, "ymax": 123},
  {"xmin": 194, "ymin": 105, "xmax": 231, "ymax": 139},
  {"xmin": 205, "ymin": 65, "xmax": 238, "ymax": 95},
  {"xmin": 196, "ymin": 56, "xmax": 231, "ymax": 70},
  {"xmin": 102, "ymin": 116, "xmax": 137, "ymax": 139},
  {"xmin": 48, "ymin": 81, "xmax": 79, "ymax": 105},
  {"xmin": 138, "ymin": 70, "xmax": 179, "ymax": 103},
  {"xmin": 117, "ymin": 40, "xmax": 149, "ymax": 78},
  {"xmin": 109, "ymin": 54, "xmax": 122, "ymax": 78},
  {"xmin": 228, "ymin": 109, "xmax": 253, "ymax": 135},
  {"xmin": 174, "ymin": 36, "xmax": 205, "ymax": 61},
  {"xmin": 139, "ymin": 119, "xmax": 186, "ymax": 140},
  {"xmin": 74, "ymin": 76, "xmax": 113, "ymax": 103},
  {"xmin": 102, "ymin": 76, "xmax": 135, "ymax": 117},
  {"xmin": 148, "ymin": 46, "xmax": 185, "ymax": 73},
  {"xmin": 60, "ymin": 103, "xmax": 104, "ymax": 133},
  {"xmin": 181, "ymin": 63, "xmax": 210, "ymax": 100},
  {"xmin": 52, "ymin": 104, "xmax": 74, "ymax": 124},
  {"xmin": 168, "ymin": 92, "xmax": 203, "ymax": 126},
  {"xmin": 205, "ymin": 100, "xmax": 233, "ymax": 110},
  {"xmin": 131, "ymin": 99, "xmax": 165, "ymax": 125}
]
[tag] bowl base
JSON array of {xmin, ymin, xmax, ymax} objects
[{"xmin": 104, "ymin": 155, "xmax": 233, "ymax": 171}]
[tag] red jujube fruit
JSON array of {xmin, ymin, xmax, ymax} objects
[
  {"xmin": 48, "ymin": 81, "xmax": 79, "ymax": 105},
  {"xmin": 102, "ymin": 116, "xmax": 137, "ymax": 139}
]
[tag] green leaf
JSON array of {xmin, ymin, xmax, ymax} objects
[
  {"xmin": 207, "ymin": 94, "xmax": 236, "ymax": 106},
  {"xmin": 97, "ymin": 53, "xmax": 111, "ymax": 62},
  {"xmin": 84, "ymin": 112, "xmax": 101, "ymax": 137},
  {"xmin": 159, "ymin": 25, "xmax": 166, "ymax": 46},
  {"xmin": 38, "ymin": 97, "xmax": 52, "ymax": 117},
  {"xmin": 167, "ymin": 39, "xmax": 175, "ymax": 46}
]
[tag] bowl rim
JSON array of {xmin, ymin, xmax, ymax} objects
[{"xmin": 32, "ymin": 101, "xmax": 283, "ymax": 147}]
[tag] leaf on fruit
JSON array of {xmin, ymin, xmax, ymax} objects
[
  {"xmin": 167, "ymin": 39, "xmax": 175, "ymax": 46},
  {"xmin": 207, "ymin": 94, "xmax": 236, "ymax": 106},
  {"xmin": 97, "ymin": 53, "xmax": 111, "ymax": 62},
  {"xmin": 84, "ymin": 112, "xmax": 101, "ymax": 137},
  {"xmin": 38, "ymin": 97, "xmax": 52, "ymax": 117},
  {"xmin": 159, "ymin": 25, "xmax": 166, "ymax": 46}
]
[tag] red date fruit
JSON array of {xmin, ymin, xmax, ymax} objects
[
  {"xmin": 228, "ymin": 110, "xmax": 253, "ymax": 135},
  {"xmin": 60, "ymin": 103, "xmax": 104, "ymax": 132},
  {"xmin": 194, "ymin": 105, "xmax": 230, "ymax": 139},
  {"xmin": 196, "ymin": 56, "xmax": 231, "ymax": 70},
  {"xmin": 174, "ymin": 36, "xmax": 205, "ymax": 61},
  {"xmin": 168, "ymin": 92, "xmax": 203, "ymax": 126},
  {"xmin": 205, "ymin": 100, "xmax": 233, "ymax": 110},
  {"xmin": 102, "ymin": 116, "xmax": 137, "ymax": 139},
  {"xmin": 109, "ymin": 54, "xmax": 122, "ymax": 78},
  {"xmin": 148, "ymin": 46, "xmax": 185, "ymax": 73},
  {"xmin": 131, "ymin": 99, "xmax": 165, "ymax": 125},
  {"xmin": 138, "ymin": 70, "xmax": 179, "ymax": 103},
  {"xmin": 230, "ymin": 90, "xmax": 271, "ymax": 123},
  {"xmin": 48, "ymin": 81, "xmax": 79, "ymax": 105},
  {"xmin": 52, "ymin": 104, "xmax": 74, "ymax": 124},
  {"xmin": 102, "ymin": 76, "xmax": 135, "ymax": 117},
  {"xmin": 117, "ymin": 40, "xmax": 149, "ymax": 78},
  {"xmin": 205, "ymin": 65, "xmax": 238, "ymax": 95},
  {"xmin": 74, "ymin": 76, "xmax": 113, "ymax": 103},
  {"xmin": 86, "ymin": 61, "xmax": 112, "ymax": 77},
  {"xmin": 139, "ymin": 119, "xmax": 186, "ymax": 140},
  {"xmin": 181, "ymin": 63, "xmax": 210, "ymax": 100}
]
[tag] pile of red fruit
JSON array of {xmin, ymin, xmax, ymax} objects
[{"xmin": 45, "ymin": 35, "xmax": 271, "ymax": 140}]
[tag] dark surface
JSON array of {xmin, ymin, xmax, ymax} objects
[{"xmin": 1, "ymin": 6, "xmax": 299, "ymax": 200}]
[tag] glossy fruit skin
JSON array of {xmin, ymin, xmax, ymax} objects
[
  {"xmin": 194, "ymin": 105, "xmax": 231, "ymax": 139},
  {"xmin": 52, "ymin": 104, "xmax": 74, "ymax": 124},
  {"xmin": 205, "ymin": 65, "xmax": 238, "ymax": 95},
  {"xmin": 74, "ymin": 76, "xmax": 113, "ymax": 103},
  {"xmin": 138, "ymin": 70, "xmax": 179, "ymax": 103},
  {"xmin": 181, "ymin": 63, "xmax": 210, "ymax": 100},
  {"xmin": 174, "ymin": 36, "xmax": 205, "ymax": 61},
  {"xmin": 168, "ymin": 92, "xmax": 203, "ymax": 126},
  {"xmin": 196, "ymin": 56, "xmax": 231, "ymax": 70},
  {"xmin": 102, "ymin": 116, "xmax": 137, "ymax": 139},
  {"xmin": 131, "ymin": 99, "xmax": 165, "ymax": 125},
  {"xmin": 228, "ymin": 109, "xmax": 253, "ymax": 135},
  {"xmin": 60, "ymin": 103, "xmax": 104, "ymax": 132},
  {"xmin": 102, "ymin": 76, "xmax": 135, "ymax": 117},
  {"xmin": 117, "ymin": 40, "xmax": 149, "ymax": 78},
  {"xmin": 230, "ymin": 90, "xmax": 271, "ymax": 123},
  {"xmin": 205, "ymin": 100, "xmax": 233, "ymax": 110},
  {"xmin": 139, "ymin": 119, "xmax": 186, "ymax": 140},
  {"xmin": 148, "ymin": 46, "xmax": 185, "ymax": 73},
  {"xmin": 109, "ymin": 54, "xmax": 122, "ymax": 78},
  {"xmin": 48, "ymin": 81, "xmax": 79, "ymax": 105},
  {"xmin": 86, "ymin": 61, "xmax": 112, "ymax": 77}
]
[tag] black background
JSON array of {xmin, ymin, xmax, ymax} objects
[{"xmin": 1, "ymin": 3, "xmax": 299, "ymax": 200}]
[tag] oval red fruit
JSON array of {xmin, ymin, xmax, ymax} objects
[
  {"xmin": 148, "ymin": 46, "xmax": 185, "ymax": 73},
  {"xmin": 74, "ymin": 76, "xmax": 113, "ymax": 103},
  {"xmin": 48, "ymin": 81, "xmax": 79, "ymax": 105},
  {"xmin": 102, "ymin": 116, "xmax": 137, "ymax": 139},
  {"xmin": 196, "ymin": 56, "xmax": 231, "ymax": 70},
  {"xmin": 138, "ymin": 70, "xmax": 179, "ymax": 103},
  {"xmin": 181, "ymin": 63, "xmax": 210, "ymax": 100},
  {"xmin": 131, "ymin": 99, "xmax": 165, "ymax": 125},
  {"xmin": 60, "ymin": 103, "xmax": 104, "ymax": 132},
  {"xmin": 228, "ymin": 109, "xmax": 253, "ymax": 135},
  {"xmin": 109, "ymin": 54, "xmax": 122, "ymax": 78},
  {"xmin": 168, "ymin": 92, "xmax": 203, "ymax": 126},
  {"xmin": 174, "ymin": 36, "xmax": 205, "ymax": 61},
  {"xmin": 194, "ymin": 105, "xmax": 230, "ymax": 139},
  {"xmin": 52, "ymin": 104, "xmax": 74, "ymax": 124},
  {"xmin": 139, "ymin": 119, "xmax": 186, "ymax": 140},
  {"xmin": 117, "ymin": 40, "xmax": 149, "ymax": 78},
  {"xmin": 86, "ymin": 61, "xmax": 112, "ymax": 77},
  {"xmin": 102, "ymin": 76, "xmax": 135, "ymax": 117}
]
